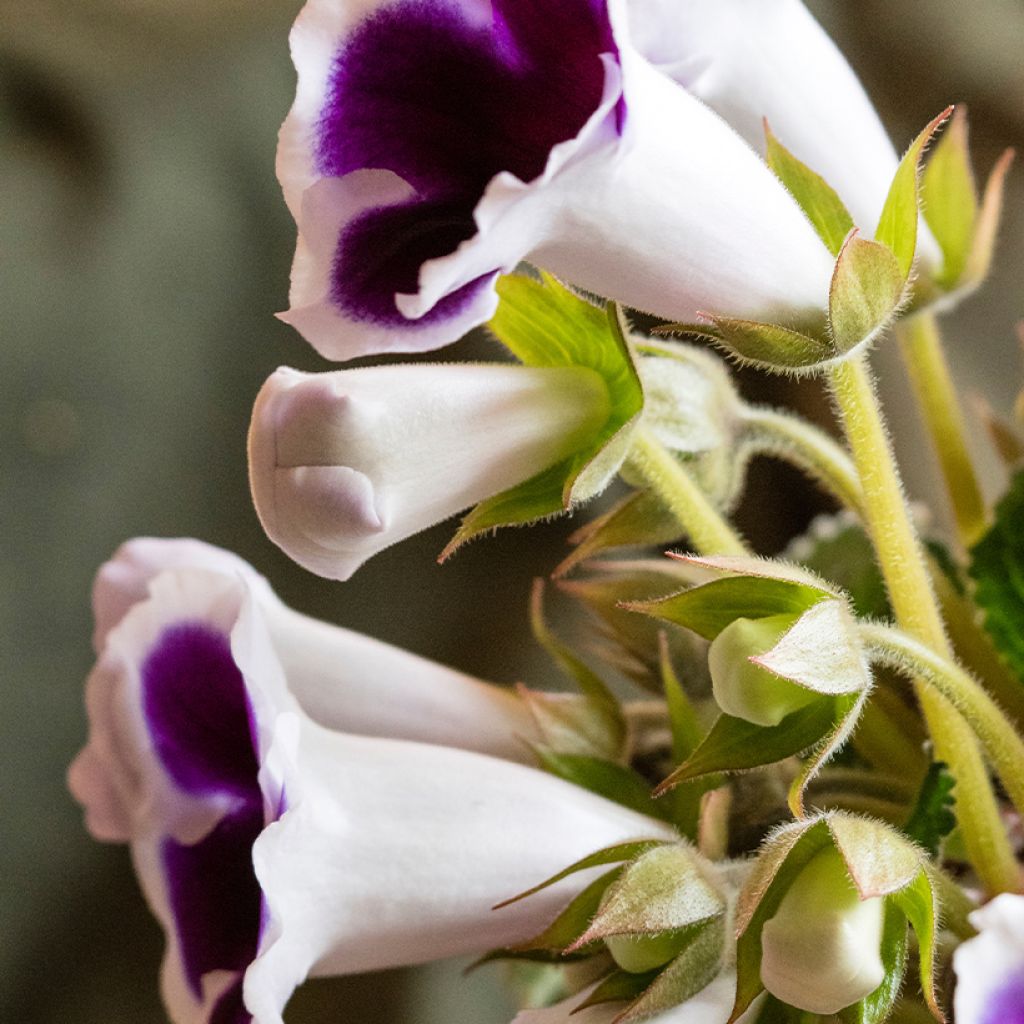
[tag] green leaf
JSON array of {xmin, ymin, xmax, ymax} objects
[
  {"xmin": 528, "ymin": 578, "xmax": 626, "ymax": 751},
  {"xmin": 902, "ymin": 762, "xmax": 957, "ymax": 858},
  {"xmin": 447, "ymin": 273, "xmax": 644, "ymax": 553},
  {"xmin": 661, "ymin": 634, "xmax": 704, "ymax": 763},
  {"xmin": 969, "ymin": 467, "xmax": 1024, "ymax": 684},
  {"xmin": 618, "ymin": 919, "xmax": 726, "ymax": 1022},
  {"xmin": 555, "ymin": 488, "xmax": 683, "ymax": 577},
  {"xmin": 702, "ymin": 315, "xmax": 833, "ymax": 373},
  {"xmin": 576, "ymin": 844, "xmax": 724, "ymax": 944},
  {"xmin": 630, "ymin": 575, "xmax": 832, "ymax": 641},
  {"xmin": 753, "ymin": 995, "xmax": 805, "ymax": 1023},
  {"xmin": 574, "ymin": 969, "xmax": 659, "ymax": 1011},
  {"xmin": 921, "ymin": 107, "xmax": 979, "ymax": 290},
  {"xmin": 891, "ymin": 871, "xmax": 942, "ymax": 1020},
  {"xmin": 495, "ymin": 840, "xmax": 668, "ymax": 909},
  {"xmin": 765, "ymin": 120, "xmax": 855, "ymax": 255},
  {"xmin": 483, "ymin": 869, "xmax": 623, "ymax": 963},
  {"xmin": 733, "ymin": 821, "xmax": 834, "ymax": 1019},
  {"xmin": 534, "ymin": 747, "xmax": 669, "ymax": 821},
  {"xmin": 875, "ymin": 109, "xmax": 952, "ymax": 279},
  {"xmin": 828, "ymin": 230, "xmax": 905, "ymax": 355},
  {"xmin": 840, "ymin": 901, "xmax": 910, "ymax": 1024},
  {"xmin": 656, "ymin": 698, "xmax": 840, "ymax": 794}
]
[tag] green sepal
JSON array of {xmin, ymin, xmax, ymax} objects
[
  {"xmin": 494, "ymin": 840, "xmax": 669, "ymax": 909},
  {"xmin": 655, "ymin": 697, "xmax": 842, "ymax": 795},
  {"xmin": 890, "ymin": 871, "xmax": 942, "ymax": 1020},
  {"xmin": 875, "ymin": 109, "xmax": 952, "ymax": 280},
  {"xmin": 573, "ymin": 844, "xmax": 724, "ymax": 946},
  {"xmin": 555, "ymin": 488, "xmax": 683, "ymax": 578},
  {"xmin": 700, "ymin": 315, "xmax": 832, "ymax": 374},
  {"xmin": 839, "ymin": 901, "xmax": 910, "ymax": 1024},
  {"xmin": 480, "ymin": 869, "xmax": 623, "ymax": 964},
  {"xmin": 828, "ymin": 230, "xmax": 905, "ymax": 356},
  {"xmin": 533, "ymin": 746, "xmax": 668, "ymax": 821},
  {"xmin": 969, "ymin": 467, "xmax": 1024, "ymax": 684},
  {"xmin": 902, "ymin": 762, "xmax": 956, "ymax": 858},
  {"xmin": 921, "ymin": 107, "xmax": 978, "ymax": 289},
  {"xmin": 764, "ymin": 120, "xmax": 855, "ymax": 255},
  {"xmin": 962, "ymin": 148, "xmax": 1015, "ymax": 288},
  {"xmin": 517, "ymin": 685, "xmax": 625, "ymax": 760},
  {"xmin": 574, "ymin": 969, "xmax": 660, "ymax": 1011},
  {"xmin": 629, "ymin": 568, "xmax": 836, "ymax": 642},
  {"xmin": 446, "ymin": 273, "xmax": 643, "ymax": 554},
  {"xmin": 529, "ymin": 578, "xmax": 627, "ymax": 753},
  {"xmin": 616, "ymin": 918, "xmax": 726, "ymax": 1023},
  {"xmin": 753, "ymin": 995, "xmax": 805, "ymax": 1023}
]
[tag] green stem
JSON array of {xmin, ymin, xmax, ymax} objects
[
  {"xmin": 827, "ymin": 354, "xmax": 1018, "ymax": 895},
  {"xmin": 741, "ymin": 405, "xmax": 865, "ymax": 516},
  {"xmin": 896, "ymin": 312, "xmax": 988, "ymax": 548},
  {"xmin": 626, "ymin": 427, "xmax": 749, "ymax": 556},
  {"xmin": 861, "ymin": 620, "xmax": 1024, "ymax": 838}
]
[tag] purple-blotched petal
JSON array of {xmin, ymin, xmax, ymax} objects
[
  {"xmin": 142, "ymin": 623, "xmax": 259, "ymax": 799},
  {"xmin": 209, "ymin": 976, "xmax": 250, "ymax": 1024},
  {"xmin": 163, "ymin": 803, "xmax": 263, "ymax": 1005},
  {"xmin": 980, "ymin": 974, "xmax": 1024, "ymax": 1024},
  {"xmin": 315, "ymin": 0, "xmax": 617, "ymax": 324}
]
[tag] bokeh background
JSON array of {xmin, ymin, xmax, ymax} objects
[{"xmin": 2, "ymin": 2, "xmax": 1022, "ymax": 1021}]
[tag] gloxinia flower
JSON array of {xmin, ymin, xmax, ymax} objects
[
  {"xmin": 628, "ymin": 0, "xmax": 935, "ymax": 250},
  {"xmin": 91, "ymin": 536, "xmax": 537, "ymax": 761},
  {"xmin": 248, "ymin": 362, "xmax": 612, "ymax": 579},
  {"xmin": 69, "ymin": 567, "xmax": 673, "ymax": 1024},
  {"xmin": 954, "ymin": 894, "xmax": 1024, "ymax": 1024},
  {"xmin": 276, "ymin": 0, "xmax": 834, "ymax": 360}
]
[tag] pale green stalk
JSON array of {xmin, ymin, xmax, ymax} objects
[
  {"xmin": 861, "ymin": 620, "xmax": 1024, "ymax": 832},
  {"xmin": 896, "ymin": 312, "xmax": 988, "ymax": 548},
  {"xmin": 827, "ymin": 354, "xmax": 1018, "ymax": 894},
  {"xmin": 626, "ymin": 426, "xmax": 748, "ymax": 556}
]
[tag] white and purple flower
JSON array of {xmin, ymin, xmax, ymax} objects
[
  {"xmin": 277, "ymin": 0, "xmax": 834, "ymax": 360},
  {"xmin": 90, "ymin": 536, "xmax": 539, "ymax": 761},
  {"xmin": 69, "ymin": 564, "xmax": 674, "ymax": 1024},
  {"xmin": 954, "ymin": 894, "xmax": 1024, "ymax": 1024}
]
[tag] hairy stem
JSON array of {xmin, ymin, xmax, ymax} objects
[
  {"xmin": 827, "ymin": 354, "xmax": 1018, "ymax": 895},
  {"xmin": 626, "ymin": 427, "xmax": 748, "ymax": 556},
  {"xmin": 896, "ymin": 312, "xmax": 988, "ymax": 548},
  {"xmin": 741, "ymin": 405, "xmax": 865, "ymax": 516}
]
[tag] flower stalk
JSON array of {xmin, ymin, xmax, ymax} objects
[
  {"xmin": 896, "ymin": 311, "xmax": 988, "ymax": 548},
  {"xmin": 826, "ymin": 353, "xmax": 1018, "ymax": 894}
]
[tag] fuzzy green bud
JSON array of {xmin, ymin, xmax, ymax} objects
[
  {"xmin": 708, "ymin": 613, "xmax": 820, "ymax": 726},
  {"xmin": 760, "ymin": 847, "xmax": 885, "ymax": 1014},
  {"xmin": 604, "ymin": 927, "xmax": 691, "ymax": 974}
]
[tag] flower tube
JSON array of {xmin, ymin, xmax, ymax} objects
[
  {"xmin": 91, "ymin": 537, "xmax": 537, "ymax": 761},
  {"xmin": 69, "ymin": 567, "xmax": 674, "ymax": 1024},
  {"xmin": 277, "ymin": 0, "xmax": 834, "ymax": 360},
  {"xmin": 248, "ymin": 362, "xmax": 612, "ymax": 579},
  {"xmin": 953, "ymin": 894, "xmax": 1024, "ymax": 1024},
  {"xmin": 627, "ymin": 0, "xmax": 935, "ymax": 252}
]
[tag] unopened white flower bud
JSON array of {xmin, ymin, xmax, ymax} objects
[
  {"xmin": 708, "ymin": 613, "xmax": 819, "ymax": 726},
  {"xmin": 760, "ymin": 847, "xmax": 886, "ymax": 1014},
  {"xmin": 604, "ymin": 928, "xmax": 691, "ymax": 975},
  {"xmin": 248, "ymin": 363, "xmax": 611, "ymax": 580}
]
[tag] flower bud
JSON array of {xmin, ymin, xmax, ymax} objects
[
  {"xmin": 760, "ymin": 847, "xmax": 885, "ymax": 1014},
  {"xmin": 604, "ymin": 928, "xmax": 691, "ymax": 975},
  {"xmin": 708, "ymin": 613, "xmax": 820, "ymax": 726},
  {"xmin": 248, "ymin": 363, "xmax": 610, "ymax": 579}
]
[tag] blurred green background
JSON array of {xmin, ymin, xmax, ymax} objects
[{"xmin": 2, "ymin": 2, "xmax": 1022, "ymax": 1021}]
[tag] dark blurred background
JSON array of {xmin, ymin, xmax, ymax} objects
[{"xmin": 2, "ymin": 2, "xmax": 1021, "ymax": 1021}]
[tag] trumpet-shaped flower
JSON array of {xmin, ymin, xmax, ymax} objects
[
  {"xmin": 90, "ymin": 537, "xmax": 537, "ymax": 761},
  {"xmin": 954, "ymin": 894, "xmax": 1024, "ymax": 1024},
  {"xmin": 628, "ymin": 0, "xmax": 933, "ymax": 250},
  {"xmin": 277, "ymin": 0, "xmax": 834, "ymax": 360},
  {"xmin": 69, "ymin": 567, "xmax": 674, "ymax": 1024},
  {"xmin": 248, "ymin": 363, "xmax": 612, "ymax": 579}
]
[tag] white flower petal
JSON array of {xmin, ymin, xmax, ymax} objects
[{"xmin": 954, "ymin": 893, "xmax": 1024, "ymax": 1024}]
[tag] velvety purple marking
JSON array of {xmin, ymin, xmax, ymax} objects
[
  {"xmin": 163, "ymin": 803, "xmax": 263, "ymax": 1001},
  {"xmin": 210, "ymin": 976, "xmax": 250, "ymax": 1024},
  {"xmin": 142, "ymin": 623, "xmax": 259, "ymax": 798},
  {"xmin": 316, "ymin": 0, "xmax": 619, "ymax": 324},
  {"xmin": 980, "ymin": 972, "xmax": 1024, "ymax": 1024}
]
